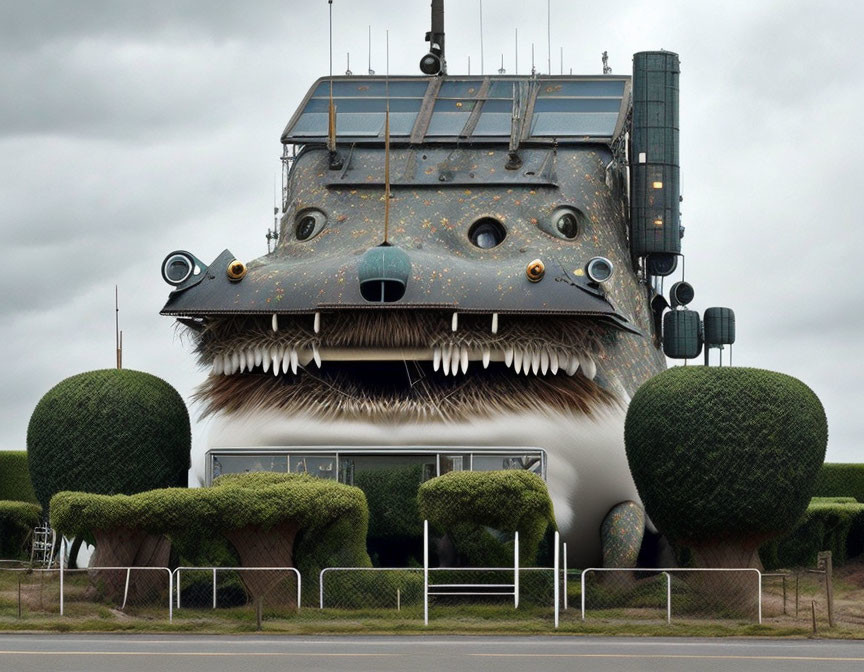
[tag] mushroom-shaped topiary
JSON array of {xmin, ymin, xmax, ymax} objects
[
  {"xmin": 418, "ymin": 470, "xmax": 555, "ymax": 566},
  {"xmin": 624, "ymin": 366, "xmax": 828, "ymax": 568},
  {"xmin": 27, "ymin": 369, "xmax": 191, "ymax": 510}
]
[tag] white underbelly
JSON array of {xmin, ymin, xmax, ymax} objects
[{"xmin": 201, "ymin": 406, "xmax": 639, "ymax": 567}]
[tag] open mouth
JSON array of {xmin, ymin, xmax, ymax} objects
[{"xmin": 189, "ymin": 311, "xmax": 623, "ymax": 422}]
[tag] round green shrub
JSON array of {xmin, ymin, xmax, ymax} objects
[
  {"xmin": 0, "ymin": 451, "xmax": 38, "ymax": 504},
  {"xmin": 418, "ymin": 471, "xmax": 555, "ymax": 565},
  {"xmin": 624, "ymin": 367, "xmax": 828, "ymax": 551},
  {"xmin": 0, "ymin": 501, "xmax": 42, "ymax": 559},
  {"xmin": 27, "ymin": 369, "xmax": 191, "ymax": 509}
]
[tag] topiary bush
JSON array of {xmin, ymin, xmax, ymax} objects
[
  {"xmin": 625, "ymin": 367, "xmax": 828, "ymax": 568},
  {"xmin": 27, "ymin": 369, "xmax": 191, "ymax": 511},
  {"xmin": 813, "ymin": 464, "xmax": 864, "ymax": 503},
  {"xmin": 760, "ymin": 497, "xmax": 864, "ymax": 569},
  {"xmin": 50, "ymin": 472, "xmax": 371, "ymax": 603},
  {"xmin": 0, "ymin": 451, "xmax": 38, "ymax": 504},
  {"xmin": 0, "ymin": 501, "xmax": 42, "ymax": 559},
  {"xmin": 418, "ymin": 471, "xmax": 555, "ymax": 566}
]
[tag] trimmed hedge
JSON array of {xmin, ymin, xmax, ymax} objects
[
  {"xmin": 0, "ymin": 501, "xmax": 42, "ymax": 559},
  {"xmin": 760, "ymin": 497, "xmax": 864, "ymax": 569},
  {"xmin": 418, "ymin": 471, "xmax": 555, "ymax": 566},
  {"xmin": 624, "ymin": 367, "xmax": 828, "ymax": 551},
  {"xmin": 27, "ymin": 369, "xmax": 191, "ymax": 510},
  {"xmin": 50, "ymin": 472, "xmax": 371, "ymax": 583},
  {"xmin": 813, "ymin": 464, "xmax": 864, "ymax": 503},
  {"xmin": 0, "ymin": 451, "xmax": 38, "ymax": 504}
]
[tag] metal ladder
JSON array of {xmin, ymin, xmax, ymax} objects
[{"xmin": 29, "ymin": 526, "xmax": 56, "ymax": 568}]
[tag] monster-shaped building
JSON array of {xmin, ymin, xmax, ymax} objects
[{"xmin": 159, "ymin": 5, "xmax": 730, "ymax": 567}]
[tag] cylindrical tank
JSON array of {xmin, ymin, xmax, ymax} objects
[
  {"xmin": 631, "ymin": 51, "xmax": 680, "ymax": 258},
  {"xmin": 703, "ymin": 307, "xmax": 736, "ymax": 345},
  {"xmin": 663, "ymin": 309, "xmax": 702, "ymax": 359}
]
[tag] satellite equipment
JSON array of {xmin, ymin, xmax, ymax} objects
[
  {"xmin": 669, "ymin": 281, "xmax": 695, "ymax": 307},
  {"xmin": 420, "ymin": 0, "xmax": 446, "ymax": 75},
  {"xmin": 663, "ymin": 310, "xmax": 702, "ymax": 360},
  {"xmin": 703, "ymin": 307, "xmax": 736, "ymax": 365}
]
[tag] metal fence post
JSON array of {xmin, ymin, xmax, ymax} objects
[
  {"xmin": 756, "ymin": 568, "xmax": 762, "ymax": 625},
  {"xmin": 167, "ymin": 568, "xmax": 173, "ymax": 623},
  {"xmin": 514, "ymin": 531, "xmax": 519, "ymax": 609},
  {"xmin": 663, "ymin": 571, "xmax": 671, "ymax": 624},
  {"xmin": 423, "ymin": 519, "xmax": 429, "ymax": 626},
  {"xmin": 319, "ymin": 568, "xmax": 326, "ymax": 609},
  {"xmin": 553, "ymin": 531, "xmax": 559, "ymax": 628},
  {"xmin": 176, "ymin": 570, "xmax": 181, "ymax": 609},
  {"xmin": 580, "ymin": 569, "xmax": 588, "ymax": 620},
  {"xmin": 562, "ymin": 542, "xmax": 567, "ymax": 610},
  {"xmin": 122, "ymin": 568, "xmax": 131, "ymax": 609},
  {"xmin": 212, "ymin": 568, "xmax": 217, "ymax": 609},
  {"xmin": 296, "ymin": 569, "xmax": 302, "ymax": 610},
  {"xmin": 59, "ymin": 538, "xmax": 65, "ymax": 616}
]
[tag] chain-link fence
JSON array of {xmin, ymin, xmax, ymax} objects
[{"xmin": 174, "ymin": 567, "xmax": 300, "ymax": 623}]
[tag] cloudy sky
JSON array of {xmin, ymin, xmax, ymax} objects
[{"xmin": 1, "ymin": 0, "xmax": 860, "ymax": 467}]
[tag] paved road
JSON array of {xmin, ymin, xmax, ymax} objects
[{"xmin": 1, "ymin": 634, "xmax": 863, "ymax": 672}]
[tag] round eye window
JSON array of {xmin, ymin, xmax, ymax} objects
[
  {"xmin": 556, "ymin": 212, "xmax": 579, "ymax": 238},
  {"xmin": 468, "ymin": 218, "xmax": 506, "ymax": 249},
  {"xmin": 294, "ymin": 210, "xmax": 327, "ymax": 241}
]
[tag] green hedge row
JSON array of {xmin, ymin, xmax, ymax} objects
[
  {"xmin": 0, "ymin": 501, "xmax": 42, "ymax": 559},
  {"xmin": 813, "ymin": 464, "xmax": 864, "ymax": 503},
  {"xmin": 760, "ymin": 497, "xmax": 864, "ymax": 569},
  {"xmin": 418, "ymin": 471, "xmax": 555, "ymax": 566},
  {"xmin": 0, "ymin": 451, "xmax": 38, "ymax": 504},
  {"xmin": 50, "ymin": 472, "xmax": 371, "ymax": 584}
]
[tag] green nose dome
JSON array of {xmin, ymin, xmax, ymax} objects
[{"xmin": 358, "ymin": 245, "xmax": 411, "ymax": 303}]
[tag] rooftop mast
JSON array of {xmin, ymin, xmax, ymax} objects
[{"xmin": 420, "ymin": 0, "xmax": 446, "ymax": 75}]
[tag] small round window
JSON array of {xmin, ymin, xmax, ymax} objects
[
  {"xmin": 468, "ymin": 218, "xmax": 506, "ymax": 249},
  {"xmin": 294, "ymin": 209, "xmax": 327, "ymax": 241},
  {"xmin": 541, "ymin": 207, "xmax": 587, "ymax": 240}
]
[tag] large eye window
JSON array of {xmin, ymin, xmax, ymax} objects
[
  {"xmin": 468, "ymin": 217, "xmax": 506, "ymax": 249},
  {"xmin": 294, "ymin": 209, "xmax": 327, "ymax": 241},
  {"xmin": 542, "ymin": 207, "xmax": 587, "ymax": 240}
]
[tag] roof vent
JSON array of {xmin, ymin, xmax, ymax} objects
[{"xmin": 358, "ymin": 245, "xmax": 411, "ymax": 303}]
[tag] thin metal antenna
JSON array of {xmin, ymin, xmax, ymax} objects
[
  {"xmin": 468, "ymin": 55, "xmax": 471, "ymax": 75},
  {"xmin": 498, "ymin": 54, "xmax": 505, "ymax": 75},
  {"xmin": 328, "ymin": 1, "xmax": 333, "ymax": 79},
  {"xmin": 368, "ymin": 25, "xmax": 375, "ymax": 75},
  {"xmin": 479, "ymin": 0, "xmax": 484, "ymax": 75},
  {"xmin": 560, "ymin": 46, "xmax": 563, "ymax": 75},
  {"xmin": 345, "ymin": 52, "xmax": 352, "ymax": 76},
  {"xmin": 114, "ymin": 286, "xmax": 122, "ymax": 370},
  {"xmin": 531, "ymin": 43, "xmax": 536, "ymax": 77},
  {"xmin": 515, "ymin": 28, "xmax": 518, "ymax": 74},
  {"xmin": 384, "ymin": 29, "xmax": 391, "ymax": 244},
  {"xmin": 547, "ymin": 0, "xmax": 551, "ymax": 75},
  {"xmin": 326, "ymin": 0, "xmax": 342, "ymax": 169}
]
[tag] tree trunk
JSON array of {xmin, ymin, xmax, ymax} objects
[
  {"xmin": 87, "ymin": 528, "xmax": 171, "ymax": 605},
  {"xmin": 686, "ymin": 539, "xmax": 764, "ymax": 619},
  {"xmin": 223, "ymin": 520, "xmax": 300, "ymax": 606}
]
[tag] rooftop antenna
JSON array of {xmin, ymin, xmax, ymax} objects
[
  {"xmin": 547, "ymin": 0, "xmax": 552, "ymax": 74},
  {"xmin": 368, "ymin": 26, "xmax": 375, "ymax": 75},
  {"xmin": 531, "ymin": 43, "xmax": 536, "ymax": 77},
  {"xmin": 602, "ymin": 50, "xmax": 612, "ymax": 74},
  {"xmin": 560, "ymin": 46, "xmax": 563, "ymax": 75},
  {"xmin": 468, "ymin": 55, "xmax": 471, "ymax": 75},
  {"xmin": 267, "ymin": 175, "xmax": 279, "ymax": 253},
  {"xmin": 420, "ymin": 0, "xmax": 446, "ymax": 75},
  {"xmin": 384, "ymin": 29, "xmax": 391, "ymax": 244},
  {"xmin": 514, "ymin": 28, "xmax": 518, "ymax": 74},
  {"xmin": 114, "ymin": 286, "xmax": 123, "ymax": 370},
  {"xmin": 327, "ymin": 1, "xmax": 342, "ymax": 169},
  {"xmin": 345, "ymin": 52, "xmax": 352, "ymax": 76},
  {"xmin": 498, "ymin": 54, "xmax": 506, "ymax": 75},
  {"xmin": 479, "ymin": 0, "xmax": 485, "ymax": 75}
]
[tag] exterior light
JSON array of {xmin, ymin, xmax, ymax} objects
[
  {"xmin": 227, "ymin": 259, "xmax": 248, "ymax": 282},
  {"xmin": 161, "ymin": 251, "xmax": 195, "ymax": 286},
  {"xmin": 586, "ymin": 257, "xmax": 614, "ymax": 284},
  {"xmin": 526, "ymin": 259, "xmax": 546, "ymax": 282},
  {"xmin": 652, "ymin": 181, "xmax": 663, "ymax": 189}
]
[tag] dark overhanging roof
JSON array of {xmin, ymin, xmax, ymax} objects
[{"xmin": 281, "ymin": 74, "xmax": 631, "ymax": 147}]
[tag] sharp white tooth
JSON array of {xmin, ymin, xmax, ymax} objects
[
  {"xmin": 550, "ymin": 349, "xmax": 559, "ymax": 375},
  {"xmin": 239, "ymin": 352, "xmax": 247, "ymax": 373},
  {"xmin": 212, "ymin": 357, "xmax": 221, "ymax": 375},
  {"xmin": 312, "ymin": 343, "xmax": 322, "ymax": 368},
  {"xmin": 282, "ymin": 348, "xmax": 291, "ymax": 375},
  {"xmin": 433, "ymin": 346, "xmax": 441, "ymax": 372},
  {"xmin": 290, "ymin": 348, "xmax": 299, "ymax": 374},
  {"xmin": 262, "ymin": 351, "xmax": 271, "ymax": 373},
  {"xmin": 504, "ymin": 348, "xmax": 514, "ymax": 367},
  {"xmin": 314, "ymin": 312, "xmax": 321, "ymax": 334},
  {"xmin": 451, "ymin": 312, "xmax": 459, "ymax": 332},
  {"xmin": 221, "ymin": 353, "xmax": 230, "ymax": 375},
  {"xmin": 272, "ymin": 313, "xmax": 278, "ymax": 332},
  {"xmin": 566, "ymin": 354, "xmax": 580, "ymax": 376},
  {"xmin": 482, "ymin": 348, "xmax": 491, "ymax": 369},
  {"xmin": 442, "ymin": 345, "xmax": 452, "ymax": 375},
  {"xmin": 246, "ymin": 349, "xmax": 255, "ymax": 370},
  {"xmin": 254, "ymin": 347, "xmax": 263, "ymax": 367},
  {"xmin": 541, "ymin": 349, "xmax": 549, "ymax": 375},
  {"xmin": 513, "ymin": 349, "xmax": 524, "ymax": 374},
  {"xmin": 531, "ymin": 349, "xmax": 540, "ymax": 375},
  {"xmin": 491, "ymin": 313, "xmax": 499, "ymax": 334},
  {"xmin": 460, "ymin": 347, "xmax": 469, "ymax": 374},
  {"xmin": 231, "ymin": 351, "xmax": 240, "ymax": 373},
  {"xmin": 580, "ymin": 354, "xmax": 597, "ymax": 380}
]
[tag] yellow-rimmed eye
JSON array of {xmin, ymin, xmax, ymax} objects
[
  {"xmin": 295, "ymin": 209, "xmax": 327, "ymax": 241},
  {"xmin": 227, "ymin": 260, "xmax": 247, "ymax": 282}
]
